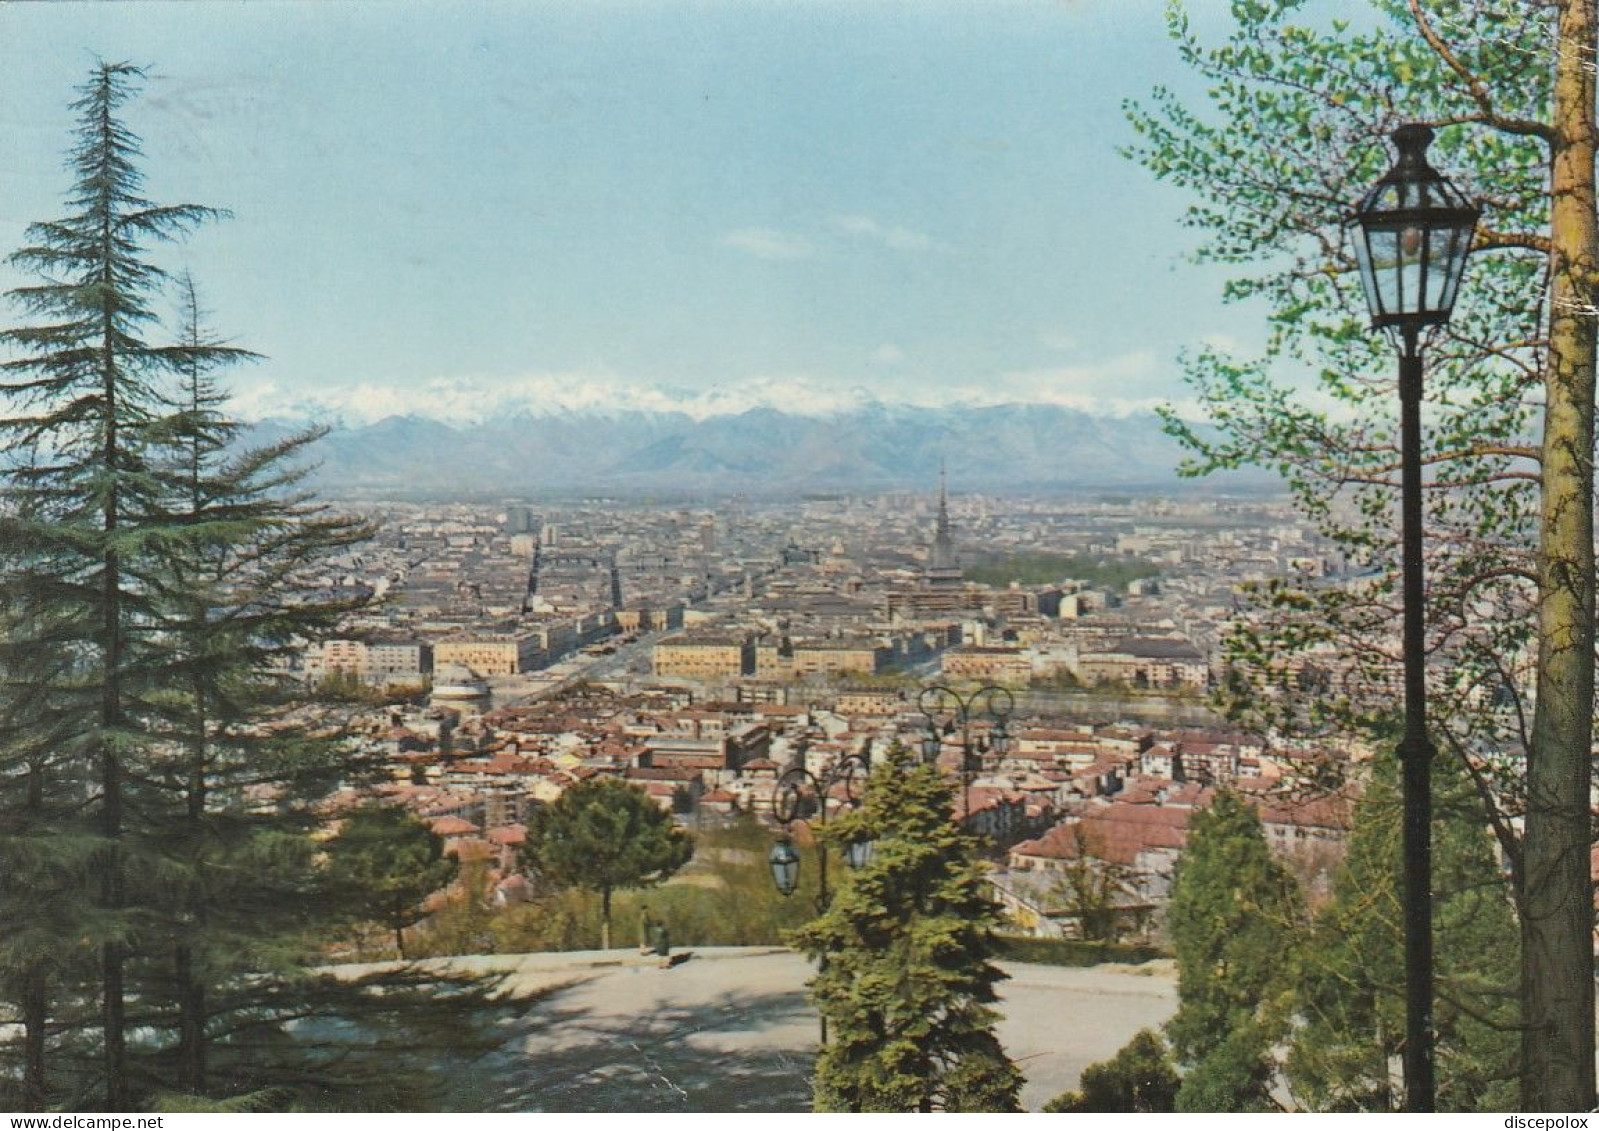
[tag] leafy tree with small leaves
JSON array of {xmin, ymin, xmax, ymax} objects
[
  {"xmin": 1050, "ymin": 823, "xmax": 1135, "ymax": 942},
  {"xmin": 1165, "ymin": 791, "xmax": 1301, "ymax": 1112},
  {"xmin": 519, "ymin": 776, "xmax": 693, "ymax": 951},
  {"xmin": 788, "ymin": 745, "xmax": 1022, "ymax": 1113},
  {"xmin": 1044, "ymin": 1028, "xmax": 1179, "ymax": 1113},
  {"xmin": 1127, "ymin": 1, "xmax": 1597, "ymax": 1105},
  {"xmin": 328, "ymin": 805, "xmax": 458, "ymax": 959}
]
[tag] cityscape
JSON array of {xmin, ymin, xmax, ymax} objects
[{"xmin": 297, "ymin": 483, "xmax": 1352, "ymax": 930}]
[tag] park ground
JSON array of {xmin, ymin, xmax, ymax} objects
[{"xmin": 407, "ymin": 947, "xmax": 1177, "ymax": 1112}]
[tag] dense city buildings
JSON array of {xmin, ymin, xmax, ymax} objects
[{"xmin": 296, "ymin": 486, "xmax": 1369, "ymax": 943}]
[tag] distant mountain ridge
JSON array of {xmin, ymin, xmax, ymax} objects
[{"xmin": 253, "ymin": 403, "xmax": 1222, "ymax": 499}]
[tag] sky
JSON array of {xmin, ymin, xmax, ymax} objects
[{"xmin": 0, "ymin": 1, "xmax": 1352, "ymax": 426}]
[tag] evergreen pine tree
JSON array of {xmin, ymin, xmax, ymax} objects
[
  {"xmin": 1044, "ymin": 1029, "xmax": 1179, "ymax": 1113},
  {"xmin": 328, "ymin": 804, "xmax": 459, "ymax": 960},
  {"xmin": 1165, "ymin": 791, "xmax": 1301, "ymax": 1112},
  {"xmin": 135, "ymin": 270, "xmax": 382, "ymax": 1102},
  {"xmin": 0, "ymin": 60, "xmax": 231, "ymax": 1110},
  {"xmin": 1287, "ymin": 759, "xmax": 1518, "ymax": 1111},
  {"xmin": 788, "ymin": 745, "xmax": 1022, "ymax": 1113},
  {"xmin": 518, "ymin": 776, "xmax": 693, "ymax": 951},
  {"xmin": 0, "ymin": 64, "xmax": 502, "ymax": 1112},
  {"xmin": 0, "ymin": 559, "xmax": 102, "ymax": 1110}
]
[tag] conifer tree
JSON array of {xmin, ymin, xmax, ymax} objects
[
  {"xmin": 136, "ymin": 271, "xmax": 377, "ymax": 1099},
  {"xmin": 0, "ymin": 567, "xmax": 101, "ymax": 1110},
  {"xmin": 1165, "ymin": 792, "xmax": 1301, "ymax": 1112},
  {"xmin": 788, "ymin": 745, "xmax": 1022, "ymax": 1113},
  {"xmin": 1287, "ymin": 759, "xmax": 1517, "ymax": 1111},
  {"xmin": 0, "ymin": 64, "xmax": 497, "ymax": 1113},
  {"xmin": 1044, "ymin": 1029, "xmax": 1179, "ymax": 1113},
  {"xmin": 0, "ymin": 60, "xmax": 230, "ymax": 1110}
]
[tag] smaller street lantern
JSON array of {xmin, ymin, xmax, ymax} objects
[
  {"xmin": 844, "ymin": 836, "xmax": 875, "ymax": 871},
  {"xmin": 1347, "ymin": 124, "xmax": 1479, "ymax": 345},
  {"xmin": 768, "ymin": 837, "xmax": 801, "ymax": 898}
]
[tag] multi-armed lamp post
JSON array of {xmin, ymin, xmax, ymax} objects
[
  {"xmin": 1346, "ymin": 123, "xmax": 1479, "ymax": 1113},
  {"xmin": 917, "ymin": 684, "xmax": 1014, "ymax": 823},
  {"xmin": 767, "ymin": 750, "xmax": 875, "ymax": 1045}
]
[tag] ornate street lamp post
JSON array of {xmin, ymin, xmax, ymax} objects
[
  {"xmin": 766, "ymin": 749, "xmax": 874, "ymax": 1045},
  {"xmin": 1347, "ymin": 122, "xmax": 1479, "ymax": 1113},
  {"xmin": 917, "ymin": 684, "xmax": 1015, "ymax": 824}
]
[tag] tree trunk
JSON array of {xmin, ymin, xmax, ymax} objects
[
  {"xmin": 97, "ymin": 83, "xmax": 129, "ymax": 1112},
  {"xmin": 177, "ymin": 685, "xmax": 209, "ymax": 1096},
  {"xmin": 175, "ymin": 943, "xmax": 206, "ymax": 1096},
  {"xmin": 22, "ymin": 968, "xmax": 47, "ymax": 1111},
  {"xmin": 1523, "ymin": 0, "xmax": 1599, "ymax": 1110},
  {"xmin": 601, "ymin": 886, "xmax": 612, "ymax": 951}
]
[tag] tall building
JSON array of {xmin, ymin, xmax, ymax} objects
[{"xmin": 925, "ymin": 463, "xmax": 964, "ymax": 589}]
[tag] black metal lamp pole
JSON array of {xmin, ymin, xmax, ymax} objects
[
  {"xmin": 1347, "ymin": 123, "xmax": 1478, "ymax": 1113},
  {"xmin": 767, "ymin": 751, "xmax": 872, "ymax": 1045},
  {"xmin": 918, "ymin": 684, "xmax": 1014, "ymax": 821}
]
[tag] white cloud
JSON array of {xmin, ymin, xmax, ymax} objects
[
  {"xmin": 1038, "ymin": 331, "xmax": 1078, "ymax": 352},
  {"xmin": 721, "ymin": 227, "xmax": 816, "ymax": 261},
  {"xmin": 871, "ymin": 344, "xmax": 907, "ymax": 365},
  {"xmin": 830, "ymin": 214, "xmax": 940, "ymax": 253}
]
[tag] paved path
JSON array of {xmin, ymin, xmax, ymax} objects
[{"xmin": 425, "ymin": 947, "xmax": 1176, "ymax": 1112}]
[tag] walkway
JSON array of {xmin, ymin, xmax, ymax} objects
[{"xmin": 423, "ymin": 947, "xmax": 1177, "ymax": 1112}]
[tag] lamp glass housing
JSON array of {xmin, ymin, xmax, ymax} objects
[
  {"xmin": 1348, "ymin": 124, "xmax": 1478, "ymax": 338},
  {"xmin": 768, "ymin": 837, "xmax": 801, "ymax": 897},
  {"xmin": 845, "ymin": 837, "xmax": 875, "ymax": 870}
]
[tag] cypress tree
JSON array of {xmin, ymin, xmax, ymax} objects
[{"xmin": 788, "ymin": 745, "xmax": 1022, "ymax": 1113}]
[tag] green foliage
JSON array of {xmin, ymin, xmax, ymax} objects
[
  {"xmin": 0, "ymin": 59, "xmax": 232, "ymax": 1109},
  {"xmin": 1287, "ymin": 759, "xmax": 1517, "ymax": 1112},
  {"xmin": 412, "ymin": 859, "xmax": 498, "ymax": 958},
  {"xmin": 965, "ymin": 551, "xmax": 1157, "ymax": 591},
  {"xmin": 327, "ymin": 805, "xmax": 458, "ymax": 959},
  {"xmin": 1129, "ymin": 3, "xmax": 1596, "ymax": 1105},
  {"xmin": 990, "ymin": 935, "xmax": 1166, "ymax": 967},
  {"xmin": 412, "ymin": 815, "xmax": 816, "ymax": 957},
  {"xmin": 788, "ymin": 746, "xmax": 1022, "ymax": 1113},
  {"xmin": 1165, "ymin": 791, "xmax": 1301, "ymax": 1112},
  {"xmin": 1127, "ymin": 0, "xmax": 1551, "ymax": 828},
  {"xmin": 519, "ymin": 776, "xmax": 693, "ymax": 950},
  {"xmin": 1049, "ymin": 824, "xmax": 1136, "ymax": 942},
  {"xmin": 1045, "ymin": 1029, "xmax": 1179, "ymax": 1113},
  {"xmin": 0, "ymin": 63, "xmax": 493, "ymax": 1114}
]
